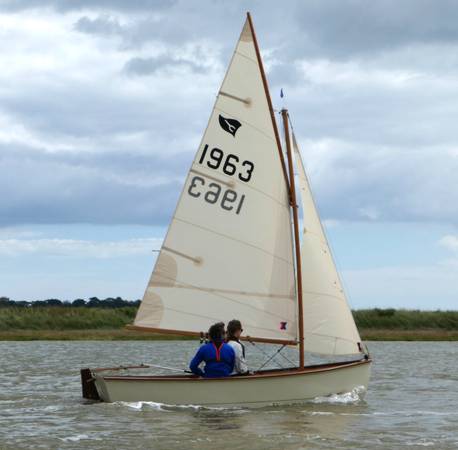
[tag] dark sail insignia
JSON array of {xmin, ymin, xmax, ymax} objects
[{"xmin": 218, "ymin": 115, "xmax": 242, "ymax": 137}]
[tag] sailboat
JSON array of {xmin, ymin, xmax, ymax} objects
[{"xmin": 81, "ymin": 13, "xmax": 371, "ymax": 406}]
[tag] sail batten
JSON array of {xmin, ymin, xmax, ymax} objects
[
  {"xmin": 134, "ymin": 16, "xmax": 297, "ymax": 343},
  {"xmin": 183, "ymin": 161, "xmax": 289, "ymax": 207},
  {"xmin": 171, "ymin": 217, "xmax": 294, "ymax": 265}
]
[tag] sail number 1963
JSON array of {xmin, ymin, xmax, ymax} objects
[
  {"xmin": 186, "ymin": 143, "xmax": 254, "ymax": 215},
  {"xmin": 188, "ymin": 176, "xmax": 245, "ymax": 215},
  {"xmin": 198, "ymin": 144, "xmax": 254, "ymax": 182}
]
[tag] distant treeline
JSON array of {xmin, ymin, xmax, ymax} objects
[
  {"xmin": 355, "ymin": 308, "xmax": 458, "ymax": 330},
  {"xmin": 0, "ymin": 296, "xmax": 140, "ymax": 308},
  {"xmin": 0, "ymin": 305, "xmax": 137, "ymax": 332},
  {"xmin": 1, "ymin": 299, "xmax": 458, "ymax": 331},
  {"xmin": 0, "ymin": 304, "xmax": 458, "ymax": 340}
]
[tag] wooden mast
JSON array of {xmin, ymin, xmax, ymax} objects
[
  {"xmin": 246, "ymin": 12, "xmax": 290, "ymax": 192},
  {"xmin": 248, "ymin": 12, "xmax": 304, "ymax": 363},
  {"xmin": 281, "ymin": 109, "xmax": 305, "ymax": 369}
]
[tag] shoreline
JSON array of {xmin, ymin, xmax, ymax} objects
[{"xmin": 1, "ymin": 328, "xmax": 458, "ymax": 341}]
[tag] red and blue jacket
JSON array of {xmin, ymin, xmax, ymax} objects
[{"xmin": 189, "ymin": 341, "xmax": 235, "ymax": 378}]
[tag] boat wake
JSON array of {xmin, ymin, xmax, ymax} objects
[
  {"xmin": 311, "ymin": 385, "xmax": 367, "ymax": 404},
  {"xmin": 60, "ymin": 434, "xmax": 91, "ymax": 442},
  {"xmin": 113, "ymin": 387, "xmax": 366, "ymax": 411},
  {"xmin": 116, "ymin": 401, "xmax": 244, "ymax": 412}
]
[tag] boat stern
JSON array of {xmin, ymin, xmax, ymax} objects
[{"xmin": 80, "ymin": 368, "xmax": 101, "ymax": 401}]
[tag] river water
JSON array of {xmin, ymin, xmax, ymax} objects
[{"xmin": 0, "ymin": 341, "xmax": 457, "ymax": 449}]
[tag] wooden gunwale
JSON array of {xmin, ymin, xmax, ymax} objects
[
  {"xmin": 93, "ymin": 365, "xmax": 149, "ymax": 373},
  {"xmin": 125, "ymin": 324, "xmax": 297, "ymax": 346},
  {"xmin": 97, "ymin": 358, "xmax": 371, "ymax": 382}
]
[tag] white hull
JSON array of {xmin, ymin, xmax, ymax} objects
[{"xmin": 91, "ymin": 359, "xmax": 371, "ymax": 407}]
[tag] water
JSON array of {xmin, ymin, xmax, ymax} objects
[{"xmin": 0, "ymin": 341, "xmax": 457, "ymax": 449}]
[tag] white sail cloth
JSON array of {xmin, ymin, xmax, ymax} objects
[
  {"xmin": 135, "ymin": 19, "xmax": 297, "ymax": 343},
  {"xmin": 293, "ymin": 133, "xmax": 362, "ymax": 355}
]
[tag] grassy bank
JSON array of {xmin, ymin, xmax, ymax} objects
[
  {"xmin": 0, "ymin": 306, "xmax": 457, "ymax": 341},
  {"xmin": 354, "ymin": 308, "xmax": 458, "ymax": 330},
  {"xmin": 0, "ymin": 329, "xmax": 191, "ymax": 341},
  {"xmin": 0, "ymin": 306, "xmax": 137, "ymax": 330},
  {"xmin": 1, "ymin": 328, "xmax": 457, "ymax": 341}
]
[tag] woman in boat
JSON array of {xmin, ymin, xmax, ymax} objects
[
  {"xmin": 189, "ymin": 322, "xmax": 235, "ymax": 378},
  {"xmin": 226, "ymin": 319, "xmax": 249, "ymax": 375}
]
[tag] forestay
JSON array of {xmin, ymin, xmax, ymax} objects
[
  {"xmin": 134, "ymin": 19, "xmax": 297, "ymax": 344},
  {"xmin": 292, "ymin": 133, "xmax": 362, "ymax": 355}
]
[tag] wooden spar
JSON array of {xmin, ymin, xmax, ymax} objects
[
  {"xmin": 247, "ymin": 15, "xmax": 304, "ymax": 361},
  {"xmin": 281, "ymin": 109, "xmax": 305, "ymax": 369},
  {"xmin": 125, "ymin": 324, "xmax": 298, "ymax": 346},
  {"xmin": 246, "ymin": 12, "xmax": 290, "ymax": 193}
]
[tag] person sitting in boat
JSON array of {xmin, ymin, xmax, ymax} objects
[
  {"xmin": 226, "ymin": 319, "xmax": 249, "ymax": 375},
  {"xmin": 189, "ymin": 322, "xmax": 235, "ymax": 378}
]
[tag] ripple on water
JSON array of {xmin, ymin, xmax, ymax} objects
[{"xmin": 0, "ymin": 341, "xmax": 457, "ymax": 450}]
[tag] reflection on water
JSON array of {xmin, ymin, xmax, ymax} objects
[{"xmin": 0, "ymin": 341, "xmax": 457, "ymax": 449}]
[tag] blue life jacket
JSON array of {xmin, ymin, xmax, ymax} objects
[{"xmin": 189, "ymin": 341, "xmax": 235, "ymax": 378}]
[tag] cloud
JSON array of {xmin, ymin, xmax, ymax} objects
[
  {"xmin": 0, "ymin": 0, "xmax": 175, "ymax": 13},
  {"xmin": 1, "ymin": 2, "xmax": 458, "ymax": 228},
  {"xmin": 5, "ymin": 1, "xmax": 458, "ymax": 57},
  {"xmin": 439, "ymin": 235, "xmax": 458, "ymax": 252},
  {"xmin": 0, "ymin": 143, "xmax": 185, "ymax": 226},
  {"xmin": 321, "ymin": 219, "xmax": 341, "ymax": 229},
  {"xmin": 0, "ymin": 237, "xmax": 161, "ymax": 257},
  {"xmin": 5, "ymin": 1, "xmax": 458, "ymax": 306},
  {"xmin": 123, "ymin": 54, "xmax": 207, "ymax": 76},
  {"xmin": 343, "ymin": 262, "xmax": 458, "ymax": 310},
  {"xmin": 0, "ymin": 227, "xmax": 43, "ymax": 239},
  {"xmin": 74, "ymin": 14, "xmax": 123, "ymax": 36},
  {"xmin": 66, "ymin": 1, "xmax": 458, "ymax": 58},
  {"xmin": 296, "ymin": 139, "xmax": 458, "ymax": 224}
]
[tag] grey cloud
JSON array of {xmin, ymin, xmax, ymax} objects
[
  {"xmin": 6, "ymin": 0, "xmax": 458, "ymax": 60},
  {"xmin": 0, "ymin": 144, "xmax": 189, "ymax": 176},
  {"xmin": 74, "ymin": 15, "xmax": 123, "ymax": 36},
  {"xmin": 0, "ymin": 144, "xmax": 189, "ymax": 226},
  {"xmin": 2, "ymin": 0, "xmax": 458, "ymax": 227},
  {"xmin": 296, "ymin": 140, "xmax": 458, "ymax": 225},
  {"xmin": 67, "ymin": 1, "xmax": 458, "ymax": 59},
  {"xmin": 0, "ymin": 0, "xmax": 175, "ymax": 13},
  {"xmin": 0, "ymin": 75, "xmax": 214, "ymax": 144},
  {"xmin": 288, "ymin": 0, "xmax": 458, "ymax": 59},
  {"xmin": 123, "ymin": 55, "xmax": 206, "ymax": 76}
]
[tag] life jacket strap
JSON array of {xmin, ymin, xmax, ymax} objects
[{"xmin": 212, "ymin": 342, "xmax": 223, "ymax": 362}]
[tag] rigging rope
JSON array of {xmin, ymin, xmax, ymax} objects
[
  {"xmin": 248, "ymin": 339, "xmax": 296, "ymax": 367},
  {"xmin": 248, "ymin": 340, "xmax": 284, "ymax": 369},
  {"xmin": 254, "ymin": 344, "xmax": 289, "ymax": 373}
]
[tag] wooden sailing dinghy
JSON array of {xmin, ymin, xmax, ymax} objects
[{"xmin": 81, "ymin": 13, "xmax": 371, "ymax": 406}]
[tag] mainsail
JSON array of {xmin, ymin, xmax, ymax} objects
[
  {"xmin": 134, "ymin": 18, "xmax": 297, "ymax": 344},
  {"xmin": 292, "ymin": 132, "xmax": 362, "ymax": 355}
]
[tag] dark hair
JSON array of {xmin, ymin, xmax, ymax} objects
[
  {"xmin": 208, "ymin": 322, "xmax": 225, "ymax": 342},
  {"xmin": 227, "ymin": 319, "xmax": 242, "ymax": 341}
]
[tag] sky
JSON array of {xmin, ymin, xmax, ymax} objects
[{"xmin": 0, "ymin": 0, "xmax": 457, "ymax": 309}]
